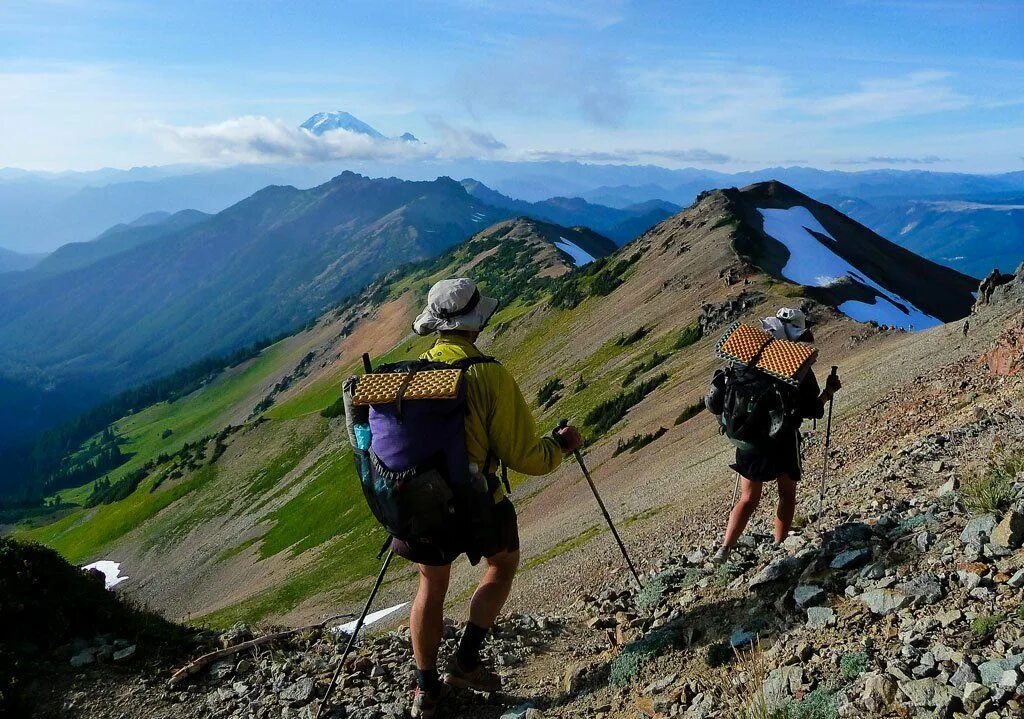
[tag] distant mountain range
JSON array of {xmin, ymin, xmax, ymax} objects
[
  {"xmin": 824, "ymin": 194, "xmax": 1024, "ymax": 277},
  {"xmin": 0, "ymin": 247, "xmax": 45, "ymax": 273}
]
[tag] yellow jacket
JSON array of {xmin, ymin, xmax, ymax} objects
[{"xmin": 421, "ymin": 335, "xmax": 563, "ymax": 501}]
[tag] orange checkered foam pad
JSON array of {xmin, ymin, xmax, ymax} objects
[
  {"xmin": 352, "ymin": 369, "xmax": 462, "ymax": 405},
  {"xmin": 716, "ymin": 322, "xmax": 817, "ymax": 386}
]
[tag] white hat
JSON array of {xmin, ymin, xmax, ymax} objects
[
  {"xmin": 412, "ymin": 278, "xmax": 499, "ymax": 336},
  {"xmin": 762, "ymin": 307, "xmax": 808, "ymax": 341}
]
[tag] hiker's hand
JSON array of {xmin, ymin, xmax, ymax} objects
[
  {"xmin": 554, "ymin": 424, "xmax": 583, "ymax": 453},
  {"xmin": 824, "ymin": 373, "xmax": 842, "ymax": 395}
]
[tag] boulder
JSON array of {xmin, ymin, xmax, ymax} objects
[
  {"xmin": 961, "ymin": 515, "xmax": 998, "ymax": 545},
  {"xmin": 763, "ymin": 666, "xmax": 803, "ymax": 711},
  {"xmin": 112, "ymin": 645, "xmax": 136, "ymax": 662},
  {"xmin": 950, "ymin": 659, "xmax": 980, "ymax": 688},
  {"xmin": 279, "ymin": 677, "xmax": 315, "ymax": 706},
  {"xmin": 832, "ymin": 522, "xmax": 874, "ymax": 544},
  {"xmin": 898, "ymin": 678, "xmax": 953, "ymax": 708},
  {"xmin": 991, "ymin": 510, "xmax": 1024, "ymax": 549},
  {"xmin": 858, "ymin": 589, "xmax": 909, "ymax": 616},
  {"xmin": 978, "ymin": 654, "xmax": 1024, "ymax": 686},
  {"xmin": 895, "ymin": 575, "xmax": 943, "ymax": 605},
  {"xmin": 831, "ymin": 548, "xmax": 871, "ymax": 570},
  {"xmin": 793, "ymin": 584, "xmax": 825, "ymax": 608},
  {"xmin": 861, "ymin": 673, "xmax": 897, "ymax": 713},
  {"xmin": 962, "ymin": 682, "xmax": 990, "ymax": 713},
  {"xmin": 806, "ymin": 607, "xmax": 835, "ymax": 629}
]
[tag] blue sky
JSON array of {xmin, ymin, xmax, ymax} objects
[{"xmin": 2, "ymin": 0, "xmax": 1022, "ymax": 172}]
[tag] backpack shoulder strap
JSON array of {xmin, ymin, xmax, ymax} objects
[{"xmin": 452, "ymin": 355, "xmax": 499, "ymax": 369}]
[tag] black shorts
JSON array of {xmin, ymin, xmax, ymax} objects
[
  {"xmin": 731, "ymin": 430, "xmax": 804, "ymax": 483},
  {"xmin": 391, "ymin": 498, "xmax": 520, "ymax": 567}
]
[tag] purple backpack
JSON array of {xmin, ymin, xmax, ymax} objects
[{"xmin": 345, "ymin": 357, "xmax": 499, "ymax": 549}]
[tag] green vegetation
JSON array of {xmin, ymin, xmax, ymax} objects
[
  {"xmin": 613, "ymin": 427, "xmax": 668, "ymax": 457},
  {"xmin": 622, "ymin": 350, "xmax": 670, "ymax": 386},
  {"xmin": 522, "ymin": 525, "xmax": 602, "ymax": 571},
  {"xmin": 675, "ymin": 402, "xmax": 706, "ymax": 426},
  {"xmin": 714, "ymin": 562, "xmax": 741, "ymax": 587},
  {"xmin": 615, "ymin": 325, "xmax": 650, "ymax": 347},
  {"xmin": 585, "ymin": 373, "xmax": 669, "ymax": 436},
  {"xmin": 635, "ymin": 573, "xmax": 669, "ymax": 613},
  {"xmin": 962, "ymin": 449, "xmax": 1022, "ymax": 514},
  {"xmin": 839, "ymin": 651, "xmax": 869, "ymax": 681},
  {"xmin": 537, "ymin": 377, "xmax": 564, "ymax": 408},
  {"xmin": 549, "ymin": 249, "xmax": 645, "ymax": 310},
  {"xmin": 610, "ymin": 620, "xmax": 688, "ymax": 685},
  {"xmin": 971, "ymin": 612, "xmax": 1004, "ymax": 636},
  {"xmin": 786, "ymin": 688, "xmax": 838, "ymax": 719},
  {"xmin": 673, "ymin": 323, "xmax": 703, "ymax": 350}
]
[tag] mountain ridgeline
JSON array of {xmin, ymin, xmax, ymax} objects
[{"xmin": 7, "ymin": 181, "xmax": 984, "ymax": 633}]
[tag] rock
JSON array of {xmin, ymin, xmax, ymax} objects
[
  {"xmin": 210, "ymin": 660, "xmax": 234, "ymax": 680},
  {"xmin": 932, "ymin": 460, "xmax": 945, "ymax": 472},
  {"xmin": 1009, "ymin": 569, "xmax": 1024, "ymax": 588},
  {"xmin": 934, "ymin": 609, "xmax": 962, "ymax": 628},
  {"xmin": 833, "ymin": 522, "xmax": 874, "ymax": 544},
  {"xmin": 962, "ymin": 682, "xmax": 989, "ymax": 712},
  {"xmin": 898, "ymin": 677, "xmax": 952, "ymax": 708},
  {"xmin": 831, "ymin": 548, "xmax": 871, "ymax": 570},
  {"xmin": 763, "ymin": 666, "xmax": 803, "ymax": 711},
  {"xmin": 219, "ymin": 621, "xmax": 253, "ymax": 649},
  {"xmin": 961, "ymin": 514, "xmax": 999, "ymax": 545},
  {"xmin": 934, "ymin": 476, "xmax": 958, "ymax": 496},
  {"xmin": 806, "ymin": 607, "xmax": 836, "ymax": 629},
  {"xmin": 279, "ymin": 677, "xmax": 315, "ymax": 706},
  {"xmin": 729, "ymin": 629, "xmax": 757, "ymax": 649},
  {"xmin": 998, "ymin": 669, "xmax": 1023, "ymax": 689},
  {"xmin": 748, "ymin": 553, "xmax": 810, "ymax": 589},
  {"xmin": 112, "ymin": 645, "xmax": 136, "ymax": 662},
  {"xmin": 69, "ymin": 650, "xmax": 95, "ymax": 668},
  {"xmin": 236, "ymin": 658, "xmax": 253, "ymax": 674},
  {"xmin": 685, "ymin": 549, "xmax": 707, "ymax": 565},
  {"xmin": 950, "ymin": 659, "xmax": 980, "ymax": 688},
  {"xmin": 991, "ymin": 510, "xmax": 1024, "ymax": 548},
  {"xmin": 858, "ymin": 588, "xmax": 909, "ymax": 616},
  {"xmin": 563, "ymin": 664, "xmax": 586, "ymax": 694},
  {"xmin": 793, "ymin": 584, "xmax": 825, "ymax": 608},
  {"xmin": 645, "ymin": 674, "xmax": 677, "ymax": 694},
  {"xmin": 895, "ymin": 574, "xmax": 943, "ymax": 605},
  {"xmin": 978, "ymin": 654, "xmax": 1024, "ymax": 686},
  {"xmin": 500, "ymin": 703, "xmax": 536, "ymax": 719},
  {"xmin": 862, "ymin": 673, "xmax": 897, "ymax": 713}
]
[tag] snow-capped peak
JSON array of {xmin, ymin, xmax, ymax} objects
[{"xmin": 300, "ymin": 111, "xmax": 385, "ymax": 138}]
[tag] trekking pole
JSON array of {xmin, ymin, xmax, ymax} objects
[
  {"xmin": 730, "ymin": 471, "xmax": 741, "ymax": 507},
  {"xmin": 315, "ymin": 549, "xmax": 395, "ymax": 719},
  {"xmin": 556, "ymin": 420, "xmax": 643, "ymax": 588},
  {"xmin": 816, "ymin": 366, "xmax": 838, "ymax": 522}
]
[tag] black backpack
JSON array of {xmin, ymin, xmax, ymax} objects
[{"xmin": 706, "ymin": 365, "xmax": 793, "ymax": 451}]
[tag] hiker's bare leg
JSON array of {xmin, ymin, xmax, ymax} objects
[
  {"xmin": 411, "ymin": 563, "xmax": 451, "ymax": 670},
  {"xmin": 775, "ymin": 474, "xmax": 797, "ymax": 543},
  {"xmin": 722, "ymin": 477, "xmax": 762, "ymax": 548},
  {"xmin": 468, "ymin": 549, "xmax": 520, "ymax": 629}
]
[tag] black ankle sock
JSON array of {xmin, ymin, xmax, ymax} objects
[
  {"xmin": 456, "ymin": 621, "xmax": 488, "ymax": 670},
  {"xmin": 416, "ymin": 668, "xmax": 441, "ymax": 696}
]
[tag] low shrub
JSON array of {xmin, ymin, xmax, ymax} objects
[
  {"xmin": 585, "ymin": 373, "xmax": 669, "ymax": 436},
  {"xmin": 537, "ymin": 377, "xmax": 564, "ymax": 408},
  {"xmin": 839, "ymin": 651, "xmax": 868, "ymax": 681},
  {"xmin": 674, "ymin": 402, "xmax": 705, "ymax": 426},
  {"xmin": 612, "ymin": 427, "xmax": 668, "ymax": 457},
  {"xmin": 622, "ymin": 351, "xmax": 670, "ymax": 386},
  {"xmin": 610, "ymin": 620, "xmax": 688, "ymax": 685},
  {"xmin": 615, "ymin": 325, "xmax": 650, "ymax": 347},
  {"xmin": 786, "ymin": 688, "xmax": 838, "ymax": 719},
  {"xmin": 971, "ymin": 612, "xmax": 1004, "ymax": 636},
  {"xmin": 962, "ymin": 449, "xmax": 1022, "ymax": 514},
  {"xmin": 673, "ymin": 323, "xmax": 703, "ymax": 350}
]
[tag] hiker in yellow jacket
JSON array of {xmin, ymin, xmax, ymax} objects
[{"xmin": 404, "ymin": 278, "xmax": 582, "ymax": 718}]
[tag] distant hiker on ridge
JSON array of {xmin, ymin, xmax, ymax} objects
[
  {"xmin": 706, "ymin": 307, "xmax": 841, "ymax": 563},
  {"xmin": 388, "ymin": 279, "xmax": 582, "ymax": 717}
]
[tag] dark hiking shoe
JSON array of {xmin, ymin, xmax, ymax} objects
[
  {"xmin": 411, "ymin": 686, "xmax": 449, "ymax": 718},
  {"xmin": 444, "ymin": 658, "xmax": 502, "ymax": 693}
]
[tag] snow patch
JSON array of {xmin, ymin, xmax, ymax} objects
[
  {"xmin": 334, "ymin": 603, "xmax": 408, "ymax": 635},
  {"xmin": 83, "ymin": 560, "xmax": 128, "ymax": 589},
  {"xmin": 899, "ymin": 221, "xmax": 919, "ymax": 236},
  {"xmin": 555, "ymin": 237, "xmax": 596, "ymax": 266},
  {"xmin": 758, "ymin": 206, "xmax": 940, "ymax": 331}
]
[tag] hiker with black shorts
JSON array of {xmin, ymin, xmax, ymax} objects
[
  {"xmin": 710, "ymin": 308, "xmax": 841, "ymax": 563},
  {"xmin": 390, "ymin": 278, "xmax": 583, "ymax": 718}
]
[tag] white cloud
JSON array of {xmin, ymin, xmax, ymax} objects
[
  {"xmin": 806, "ymin": 71, "xmax": 970, "ymax": 121},
  {"xmin": 836, "ymin": 155, "xmax": 951, "ymax": 165},
  {"xmin": 149, "ymin": 115, "xmax": 508, "ymax": 164},
  {"xmin": 521, "ymin": 147, "xmax": 731, "ymax": 164}
]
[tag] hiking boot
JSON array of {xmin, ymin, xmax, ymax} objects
[
  {"xmin": 411, "ymin": 686, "xmax": 448, "ymax": 718},
  {"xmin": 445, "ymin": 658, "xmax": 502, "ymax": 693},
  {"xmin": 712, "ymin": 545, "xmax": 733, "ymax": 564}
]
